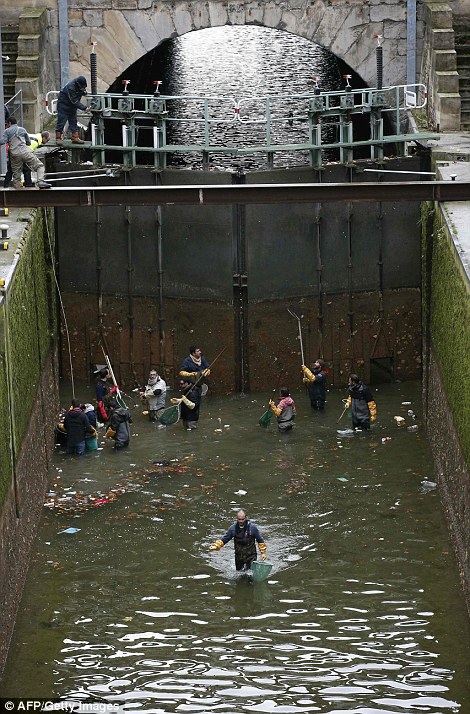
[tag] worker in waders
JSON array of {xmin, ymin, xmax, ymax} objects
[
  {"xmin": 344, "ymin": 373, "xmax": 377, "ymax": 431},
  {"xmin": 209, "ymin": 509, "xmax": 267, "ymax": 572},
  {"xmin": 269, "ymin": 387, "xmax": 296, "ymax": 432},
  {"xmin": 301, "ymin": 358, "xmax": 328, "ymax": 410},
  {"xmin": 0, "ymin": 117, "xmax": 51, "ymax": 189}
]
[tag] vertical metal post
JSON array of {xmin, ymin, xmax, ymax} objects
[
  {"xmin": 266, "ymin": 97, "xmax": 273, "ymax": 169},
  {"xmin": 232, "ymin": 167, "xmax": 249, "ymax": 394},
  {"xmin": 407, "ymin": 0, "xmax": 417, "ymax": 88},
  {"xmin": 0, "ymin": 28, "xmax": 7, "ymax": 175},
  {"xmin": 155, "ymin": 199, "xmax": 165, "ymax": 373},
  {"xmin": 90, "ymin": 43, "xmax": 97, "ymax": 94},
  {"xmin": 314, "ymin": 199, "xmax": 324, "ymax": 357},
  {"xmin": 58, "ymin": 0, "xmax": 70, "ymax": 87},
  {"xmin": 95, "ymin": 204, "xmax": 103, "ymax": 331},
  {"xmin": 122, "ymin": 123, "xmax": 131, "ymax": 168},
  {"xmin": 124, "ymin": 189, "xmax": 136, "ymax": 383}
]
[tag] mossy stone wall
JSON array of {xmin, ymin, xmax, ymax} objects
[
  {"xmin": 0, "ymin": 208, "xmax": 59, "ymax": 676},
  {"xmin": 0, "ymin": 209, "xmax": 57, "ymax": 507},
  {"xmin": 422, "ymin": 200, "xmax": 470, "ymax": 611}
]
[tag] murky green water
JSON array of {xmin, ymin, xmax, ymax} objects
[{"xmin": 2, "ymin": 381, "xmax": 470, "ymax": 711}]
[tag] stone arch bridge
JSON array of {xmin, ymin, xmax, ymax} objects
[
  {"xmin": 67, "ymin": 0, "xmax": 412, "ymax": 92},
  {"xmin": 2, "ymin": 1, "xmax": 464, "ymax": 138}
]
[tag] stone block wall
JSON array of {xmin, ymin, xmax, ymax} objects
[
  {"xmin": 15, "ymin": 7, "xmax": 59, "ymax": 132},
  {"xmin": 0, "ymin": 208, "xmax": 59, "ymax": 676},
  {"xmin": 420, "ymin": 1, "xmax": 461, "ymax": 130}
]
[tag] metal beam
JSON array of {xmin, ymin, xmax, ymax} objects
[{"xmin": 1, "ymin": 181, "xmax": 470, "ymax": 209}]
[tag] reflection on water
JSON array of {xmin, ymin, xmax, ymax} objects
[
  {"xmin": 108, "ymin": 26, "xmax": 373, "ymax": 170},
  {"xmin": 2, "ymin": 381, "xmax": 470, "ymax": 711}
]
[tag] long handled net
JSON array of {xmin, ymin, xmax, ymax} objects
[{"xmin": 159, "ymin": 401, "xmax": 181, "ymax": 426}]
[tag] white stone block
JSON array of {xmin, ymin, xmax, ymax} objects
[{"xmin": 370, "ymin": 5, "xmax": 406, "ymax": 22}]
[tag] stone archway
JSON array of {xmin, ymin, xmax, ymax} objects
[{"xmin": 69, "ymin": 0, "xmax": 412, "ymax": 91}]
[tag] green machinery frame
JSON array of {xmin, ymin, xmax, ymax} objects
[{"xmin": 46, "ymin": 82, "xmax": 438, "ymax": 169}]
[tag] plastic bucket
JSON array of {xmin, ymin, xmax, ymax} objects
[
  {"xmin": 85, "ymin": 435, "xmax": 98, "ymax": 451},
  {"xmin": 251, "ymin": 561, "xmax": 273, "ymax": 582}
]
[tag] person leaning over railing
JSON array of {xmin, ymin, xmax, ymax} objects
[
  {"xmin": 3, "ymin": 130, "xmax": 50, "ymax": 188},
  {"xmin": 0, "ymin": 116, "xmax": 51, "ymax": 190}
]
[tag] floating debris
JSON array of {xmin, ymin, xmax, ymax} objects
[
  {"xmin": 58, "ymin": 527, "xmax": 81, "ymax": 535},
  {"xmin": 421, "ymin": 480, "xmax": 437, "ymax": 492}
]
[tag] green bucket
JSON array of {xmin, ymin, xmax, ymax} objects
[
  {"xmin": 85, "ymin": 435, "xmax": 98, "ymax": 451},
  {"xmin": 251, "ymin": 561, "xmax": 273, "ymax": 582}
]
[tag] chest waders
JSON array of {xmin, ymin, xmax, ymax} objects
[{"xmin": 234, "ymin": 536, "xmax": 257, "ymax": 571}]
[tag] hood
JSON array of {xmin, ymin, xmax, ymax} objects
[
  {"xmin": 76, "ymin": 75, "xmax": 87, "ymax": 90},
  {"xmin": 279, "ymin": 396, "xmax": 294, "ymax": 408}
]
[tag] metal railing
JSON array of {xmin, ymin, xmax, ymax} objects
[
  {"xmin": 45, "ymin": 84, "xmax": 436, "ymax": 168},
  {"xmin": 5, "ymin": 90, "xmax": 23, "ymax": 128}
]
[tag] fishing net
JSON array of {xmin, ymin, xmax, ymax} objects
[
  {"xmin": 159, "ymin": 403, "xmax": 181, "ymax": 426},
  {"xmin": 258, "ymin": 409, "xmax": 273, "ymax": 428}
]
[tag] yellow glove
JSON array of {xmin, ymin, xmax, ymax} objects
[
  {"xmin": 208, "ymin": 539, "xmax": 224, "ymax": 551},
  {"xmin": 368, "ymin": 400, "xmax": 377, "ymax": 422},
  {"xmin": 179, "ymin": 370, "xmax": 198, "ymax": 378},
  {"xmin": 181, "ymin": 394, "xmax": 195, "ymax": 409},
  {"xmin": 302, "ymin": 365, "xmax": 315, "ymax": 382},
  {"xmin": 345, "ymin": 395, "xmax": 352, "ymax": 409},
  {"xmin": 258, "ymin": 542, "xmax": 267, "ymax": 560},
  {"xmin": 91, "ymin": 429, "xmax": 98, "ymax": 437},
  {"xmin": 170, "ymin": 397, "xmax": 182, "ymax": 405},
  {"xmin": 57, "ymin": 423, "xmax": 66, "ymax": 432},
  {"xmin": 269, "ymin": 400, "xmax": 281, "ymax": 416},
  {"xmin": 202, "ymin": 368, "xmax": 211, "ymax": 377},
  {"xmin": 105, "ymin": 427, "xmax": 116, "ymax": 439}
]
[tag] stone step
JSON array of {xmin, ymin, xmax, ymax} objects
[{"xmin": 1, "ymin": 27, "xmax": 18, "ymax": 100}]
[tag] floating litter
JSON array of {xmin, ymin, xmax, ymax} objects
[
  {"xmin": 235, "ymin": 489, "xmax": 247, "ymax": 495},
  {"xmin": 58, "ymin": 527, "xmax": 81, "ymax": 535},
  {"xmin": 251, "ymin": 561, "xmax": 273, "ymax": 582},
  {"xmin": 421, "ymin": 480, "xmax": 437, "ymax": 492},
  {"xmin": 337, "ymin": 477, "xmax": 348, "ymax": 482}
]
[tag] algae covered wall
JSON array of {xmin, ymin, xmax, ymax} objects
[
  {"xmin": 0, "ymin": 208, "xmax": 59, "ymax": 676},
  {"xmin": 422, "ymin": 200, "xmax": 470, "ymax": 610}
]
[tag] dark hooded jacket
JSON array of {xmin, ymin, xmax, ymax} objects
[
  {"xmin": 348, "ymin": 381, "xmax": 374, "ymax": 425},
  {"xmin": 64, "ymin": 407, "xmax": 94, "ymax": 447},
  {"xmin": 108, "ymin": 407, "xmax": 132, "ymax": 446},
  {"xmin": 59, "ymin": 76, "xmax": 88, "ymax": 111}
]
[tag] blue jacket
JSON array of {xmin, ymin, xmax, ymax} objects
[
  {"xmin": 59, "ymin": 77, "xmax": 88, "ymax": 111},
  {"xmin": 222, "ymin": 520, "xmax": 265, "ymax": 546},
  {"xmin": 180, "ymin": 354, "xmax": 209, "ymax": 376}
]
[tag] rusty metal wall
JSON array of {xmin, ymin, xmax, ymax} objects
[{"xmin": 56, "ymin": 158, "xmax": 425, "ymax": 392}]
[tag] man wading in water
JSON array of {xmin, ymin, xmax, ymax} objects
[{"xmin": 209, "ymin": 509, "xmax": 267, "ymax": 572}]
